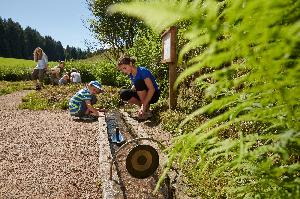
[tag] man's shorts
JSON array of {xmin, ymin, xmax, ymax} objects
[{"xmin": 32, "ymin": 69, "xmax": 46, "ymax": 81}]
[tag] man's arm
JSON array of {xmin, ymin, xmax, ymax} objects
[{"xmin": 138, "ymin": 78, "xmax": 155, "ymax": 115}]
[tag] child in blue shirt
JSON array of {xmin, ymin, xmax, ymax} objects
[
  {"xmin": 69, "ymin": 80, "xmax": 104, "ymax": 119},
  {"xmin": 117, "ymin": 56, "xmax": 160, "ymax": 119}
]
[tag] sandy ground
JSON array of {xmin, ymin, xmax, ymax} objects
[{"xmin": 0, "ymin": 91, "xmax": 102, "ymax": 198}]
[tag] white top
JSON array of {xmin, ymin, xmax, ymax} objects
[
  {"xmin": 35, "ymin": 53, "xmax": 48, "ymax": 69},
  {"xmin": 70, "ymin": 72, "xmax": 81, "ymax": 83}
]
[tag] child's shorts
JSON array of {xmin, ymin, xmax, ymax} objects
[
  {"xmin": 32, "ymin": 69, "xmax": 46, "ymax": 81},
  {"xmin": 69, "ymin": 103, "xmax": 85, "ymax": 117}
]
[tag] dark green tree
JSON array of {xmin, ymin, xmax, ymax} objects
[
  {"xmin": 0, "ymin": 17, "xmax": 7, "ymax": 57},
  {"xmin": 54, "ymin": 41, "xmax": 65, "ymax": 61},
  {"xmin": 4, "ymin": 18, "xmax": 25, "ymax": 58},
  {"xmin": 23, "ymin": 27, "xmax": 44, "ymax": 59}
]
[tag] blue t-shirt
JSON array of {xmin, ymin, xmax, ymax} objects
[
  {"xmin": 129, "ymin": 67, "xmax": 159, "ymax": 91},
  {"xmin": 69, "ymin": 87, "xmax": 92, "ymax": 114}
]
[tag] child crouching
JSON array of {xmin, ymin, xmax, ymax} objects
[{"xmin": 69, "ymin": 80, "xmax": 104, "ymax": 119}]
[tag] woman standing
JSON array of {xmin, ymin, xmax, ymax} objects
[
  {"xmin": 118, "ymin": 56, "xmax": 160, "ymax": 119},
  {"xmin": 31, "ymin": 47, "xmax": 48, "ymax": 90}
]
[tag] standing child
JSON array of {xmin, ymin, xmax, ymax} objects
[
  {"xmin": 69, "ymin": 80, "xmax": 104, "ymax": 119},
  {"xmin": 117, "ymin": 56, "xmax": 160, "ymax": 119},
  {"xmin": 31, "ymin": 47, "xmax": 48, "ymax": 90}
]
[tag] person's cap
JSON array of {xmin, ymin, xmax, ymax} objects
[{"xmin": 89, "ymin": 80, "xmax": 102, "ymax": 91}]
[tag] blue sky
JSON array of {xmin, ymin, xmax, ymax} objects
[{"xmin": 0, "ymin": 0, "xmax": 98, "ymax": 50}]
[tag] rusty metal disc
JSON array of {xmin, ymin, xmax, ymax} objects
[{"xmin": 126, "ymin": 145, "xmax": 159, "ymax": 179}]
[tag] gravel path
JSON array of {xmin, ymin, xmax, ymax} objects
[{"xmin": 0, "ymin": 91, "xmax": 101, "ymax": 198}]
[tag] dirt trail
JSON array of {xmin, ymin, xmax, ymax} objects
[{"xmin": 0, "ymin": 91, "xmax": 102, "ymax": 198}]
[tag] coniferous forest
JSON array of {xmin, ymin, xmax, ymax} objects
[{"xmin": 0, "ymin": 17, "xmax": 90, "ymax": 61}]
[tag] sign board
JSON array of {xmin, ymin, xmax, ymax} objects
[
  {"xmin": 162, "ymin": 27, "xmax": 176, "ymax": 63},
  {"xmin": 163, "ymin": 32, "xmax": 171, "ymax": 61}
]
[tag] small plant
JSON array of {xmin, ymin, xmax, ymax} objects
[
  {"xmin": 0, "ymin": 81, "xmax": 32, "ymax": 96},
  {"xmin": 66, "ymin": 59, "xmax": 130, "ymax": 87},
  {"xmin": 20, "ymin": 92, "xmax": 48, "ymax": 110}
]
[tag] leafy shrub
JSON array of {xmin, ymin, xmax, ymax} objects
[
  {"xmin": 20, "ymin": 83, "xmax": 120, "ymax": 110},
  {"xmin": 66, "ymin": 59, "xmax": 130, "ymax": 87}
]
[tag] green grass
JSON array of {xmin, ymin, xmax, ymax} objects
[
  {"xmin": 19, "ymin": 83, "xmax": 120, "ymax": 110},
  {"xmin": 0, "ymin": 57, "xmax": 58, "ymax": 81},
  {"xmin": 0, "ymin": 81, "xmax": 33, "ymax": 96}
]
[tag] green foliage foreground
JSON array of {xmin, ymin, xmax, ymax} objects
[{"xmin": 110, "ymin": 0, "xmax": 300, "ymax": 198}]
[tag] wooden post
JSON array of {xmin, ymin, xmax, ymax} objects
[
  {"xmin": 162, "ymin": 26, "xmax": 177, "ymax": 109},
  {"xmin": 168, "ymin": 60, "xmax": 177, "ymax": 109}
]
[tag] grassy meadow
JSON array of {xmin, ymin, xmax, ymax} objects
[
  {"xmin": 0, "ymin": 56, "xmax": 127, "ymax": 110},
  {"xmin": 0, "ymin": 57, "xmax": 57, "ymax": 81}
]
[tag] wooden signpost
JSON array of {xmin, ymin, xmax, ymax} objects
[{"xmin": 162, "ymin": 26, "xmax": 177, "ymax": 109}]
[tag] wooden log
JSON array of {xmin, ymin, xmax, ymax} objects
[{"xmin": 98, "ymin": 114, "xmax": 124, "ymax": 199}]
